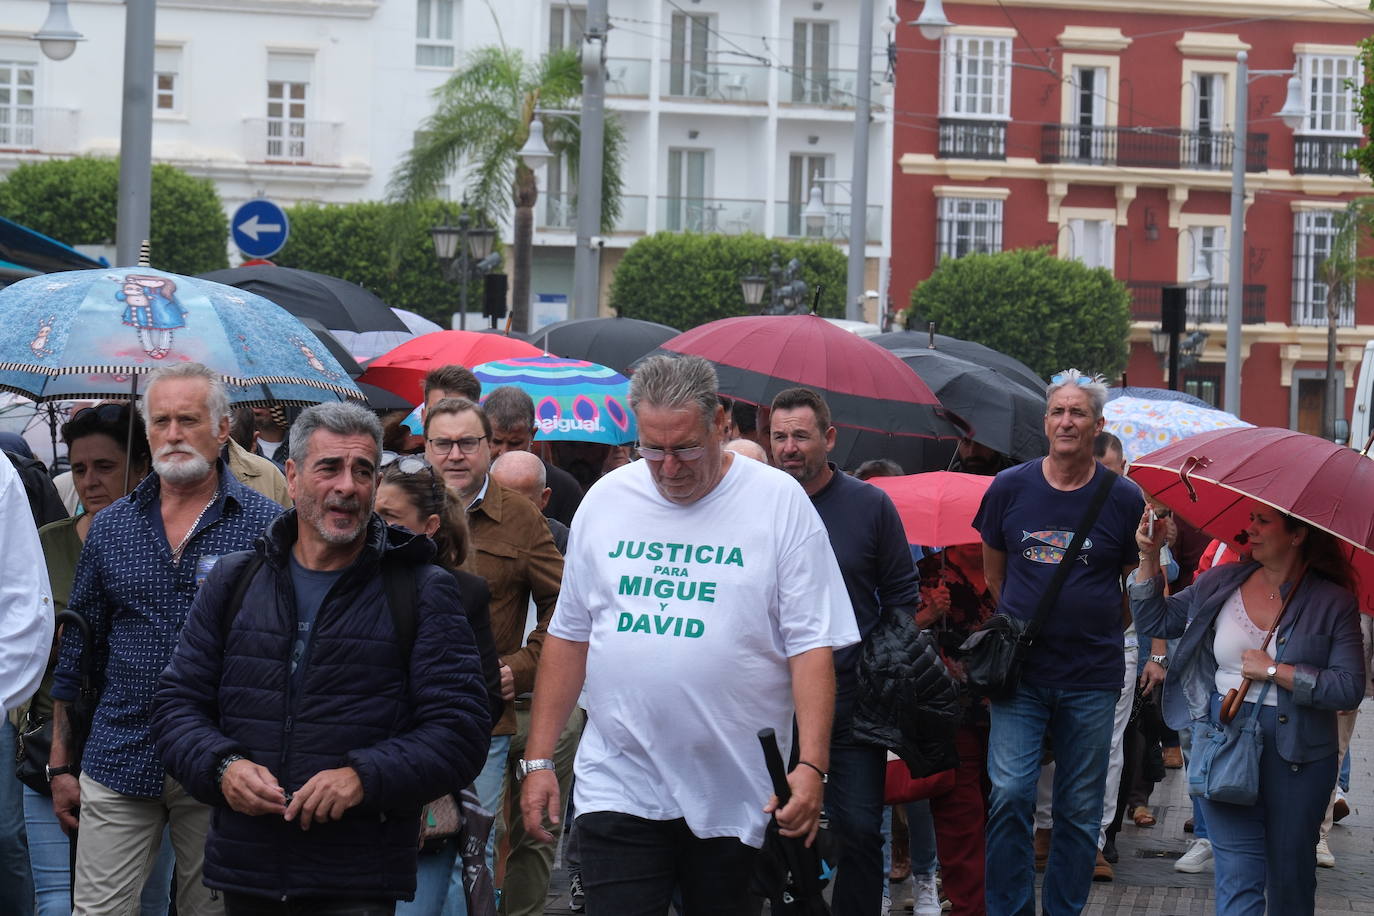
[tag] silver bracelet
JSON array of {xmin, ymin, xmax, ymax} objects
[{"xmin": 216, "ymin": 753, "xmax": 245, "ymax": 787}]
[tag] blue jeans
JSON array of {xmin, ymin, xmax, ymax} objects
[
  {"xmin": 575, "ymin": 812, "xmax": 758, "ymax": 915},
  {"xmin": 882, "ymin": 800, "xmax": 939, "ymax": 895},
  {"xmin": 827, "ymin": 737, "xmax": 887, "ymax": 914},
  {"xmin": 1339, "ymin": 746, "xmax": 1351, "ymax": 793},
  {"xmin": 985, "ymin": 684, "xmax": 1117, "ymax": 916},
  {"xmin": 1199, "ymin": 697, "xmax": 1335, "ymax": 916},
  {"xmin": 1, "ymin": 720, "xmax": 35, "ymax": 916},
  {"xmin": 20, "ymin": 784, "xmax": 175, "ymax": 916},
  {"xmin": 397, "ymin": 839, "xmax": 467, "ymax": 916}
]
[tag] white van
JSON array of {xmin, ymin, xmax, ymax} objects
[{"xmin": 1350, "ymin": 339, "xmax": 1374, "ymax": 453}]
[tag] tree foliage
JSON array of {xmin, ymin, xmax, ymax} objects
[
  {"xmin": 272, "ymin": 199, "xmax": 483, "ymax": 327},
  {"xmin": 1353, "ymin": 35, "xmax": 1374, "ymax": 182},
  {"xmin": 905, "ymin": 248, "xmax": 1131, "ymax": 381},
  {"xmin": 0, "ymin": 157, "xmax": 228, "ymax": 274},
  {"xmin": 609, "ymin": 233, "xmax": 848, "ymax": 329}
]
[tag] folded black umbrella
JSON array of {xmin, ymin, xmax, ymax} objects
[
  {"xmin": 873, "ymin": 331, "xmax": 1045, "ymax": 395},
  {"xmin": 198, "ymin": 266, "xmax": 407, "ymax": 333},
  {"xmin": 750, "ymin": 729, "xmax": 834, "ymax": 915}
]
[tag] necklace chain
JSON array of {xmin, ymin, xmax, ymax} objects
[{"xmin": 170, "ymin": 494, "xmax": 216, "ymax": 563}]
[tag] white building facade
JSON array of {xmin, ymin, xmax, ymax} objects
[{"xmin": 2, "ymin": 0, "xmax": 891, "ymax": 319}]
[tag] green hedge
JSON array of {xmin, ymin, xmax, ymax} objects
[
  {"xmin": 609, "ymin": 233, "xmax": 848, "ymax": 329},
  {"xmin": 0, "ymin": 157, "xmax": 228, "ymax": 274},
  {"xmin": 272, "ymin": 200, "xmax": 488, "ymax": 327},
  {"xmin": 905, "ymin": 247, "xmax": 1131, "ymax": 381}
]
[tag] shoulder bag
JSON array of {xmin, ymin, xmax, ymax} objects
[
  {"xmin": 955, "ymin": 467, "xmax": 1118, "ymax": 699},
  {"xmin": 16, "ymin": 610, "xmax": 99, "ymax": 796}
]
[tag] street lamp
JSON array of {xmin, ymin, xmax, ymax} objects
[
  {"xmin": 740, "ymin": 254, "xmax": 808, "ymax": 315},
  {"xmin": 1224, "ymin": 51, "xmax": 1306, "ymax": 416},
  {"xmin": 431, "ymin": 206, "xmax": 497, "ymax": 331},
  {"xmin": 518, "ymin": 119, "xmax": 555, "ymax": 172},
  {"xmin": 909, "ymin": 0, "xmax": 952, "ymax": 40},
  {"xmin": 32, "ymin": 0, "xmax": 83, "ymax": 61},
  {"xmin": 803, "ymin": 185, "xmax": 828, "ymax": 236}
]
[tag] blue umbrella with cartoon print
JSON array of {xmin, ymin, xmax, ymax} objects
[{"xmin": 0, "ymin": 266, "xmax": 363, "ymax": 405}]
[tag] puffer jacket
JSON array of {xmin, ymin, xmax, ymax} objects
[
  {"xmin": 152, "ymin": 511, "xmax": 491, "ymax": 901},
  {"xmin": 853, "ymin": 607, "xmax": 960, "ymax": 778}
]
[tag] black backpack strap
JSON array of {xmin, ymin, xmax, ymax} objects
[
  {"xmin": 383, "ymin": 562, "xmax": 418, "ymax": 660},
  {"xmin": 1022, "ymin": 467, "xmax": 1119, "ymax": 645},
  {"xmin": 221, "ymin": 553, "xmax": 266, "ymax": 645}
]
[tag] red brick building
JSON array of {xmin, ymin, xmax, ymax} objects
[{"xmin": 890, "ymin": 0, "xmax": 1371, "ymax": 432}]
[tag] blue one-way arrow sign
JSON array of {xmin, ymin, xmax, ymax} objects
[{"xmin": 231, "ymin": 199, "xmax": 290, "ymax": 259}]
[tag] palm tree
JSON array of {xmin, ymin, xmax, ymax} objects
[
  {"xmin": 1317, "ymin": 197, "xmax": 1374, "ymax": 439},
  {"xmin": 388, "ymin": 46, "xmax": 624, "ymax": 333}
]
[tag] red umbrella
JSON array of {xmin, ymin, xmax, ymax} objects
[
  {"xmin": 865, "ymin": 472, "xmax": 994, "ymax": 547},
  {"xmin": 357, "ymin": 330, "xmax": 543, "ymax": 403},
  {"xmin": 1128, "ymin": 427, "xmax": 1374, "ymax": 605},
  {"xmin": 655, "ymin": 315, "xmax": 966, "ymax": 439}
]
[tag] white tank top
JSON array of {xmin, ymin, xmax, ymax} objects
[{"xmin": 1212, "ymin": 589, "xmax": 1279, "ymax": 706}]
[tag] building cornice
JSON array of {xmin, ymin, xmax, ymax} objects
[
  {"xmin": 1058, "ymin": 27, "xmax": 1131, "ymax": 53},
  {"xmin": 1175, "ymin": 32, "xmax": 1251, "ymax": 58},
  {"xmin": 54, "ymin": 0, "xmax": 379, "ymax": 18},
  {"xmin": 945, "ymin": 0, "xmax": 1369, "ymax": 23},
  {"xmin": 933, "ymin": 184, "xmax": 1012, "ymax": 199},
  {"xmin": 1129, "ymin": 322, "xmax": 1373, "ymax": 379}
]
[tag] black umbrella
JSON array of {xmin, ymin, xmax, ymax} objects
[
  {"xmin": 751, "ymin": 728, "xmax": 833, "ymax": 915},
  {"xmin": 197, "ymin": 265, "xmax": 408, "ymax": 333},
  {"xmin": 533, "ymin": 316, "xmax": 680, "ymax": 375},
  {"xmin": 357, "ymin": 381, "xmax": 417, "ymax": 411},
  {"xmin": 888, "ymin": 347, "xmax": 1048, "ymax": 462},
  {"xmin": 873, "ymin": 331, "xmax": 1045, "ymax": 395}
]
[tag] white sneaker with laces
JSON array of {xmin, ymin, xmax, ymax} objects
[
  {"xmin": 880, "ymin": 894, "xmax": 892, "ymax": 915},
  {"xmin": 913, "ymin": 872, "xmax": 942, "ymax": 916},
  {"xmin": 1316, "ymin": 836, "xmax": 1336, "ymax": 868},
  {"xmin": 1175, "ymin": 838, "xmax": 1214, "ymax": 873}
]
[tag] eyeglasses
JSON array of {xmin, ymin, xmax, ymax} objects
[
  {"xmin": 427, "ymin": 436, "xmax": 486, "ymax": 456},
  {"xmin": 380, "ymin": 452, "xmax": 444, "ymax": 501},
  {"xmin": 636, "ymin": 443, "xmax": 709, "ymax": 463}
]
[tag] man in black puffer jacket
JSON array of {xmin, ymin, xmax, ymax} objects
[{"xmin": 152, "ymin": 402, "xmax": 491, "ymax": 914}]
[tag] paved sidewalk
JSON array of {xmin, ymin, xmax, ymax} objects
[{"xmin": 535, "ymin": 699, "xmax": 1374, "ymax": 913}]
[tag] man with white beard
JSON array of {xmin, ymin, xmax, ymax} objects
[{"xmin": 49, "ymin": 363, "xmax": 284, "ymax": 916}]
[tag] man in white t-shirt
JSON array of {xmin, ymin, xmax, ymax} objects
[{"xmin": 519, "ymin": 355, "xmax": 858, "ymax": 913}]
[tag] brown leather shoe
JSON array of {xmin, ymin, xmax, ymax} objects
[
  {"xmin": 1034, "ymin": 827, "xmax": 1051, "ymax": 872},
  {"xmin": 1162, "ymin": 746, "xmax": 1184, "ymax": 769},
  {"xmin": 1093, "ymin": 850, "xmax": 1114, "ymax": 882}
]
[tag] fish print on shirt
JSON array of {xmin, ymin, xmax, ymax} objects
[{"xmin": 1021, "ymin": 529, "xmax": 1091, "ymax": 565}]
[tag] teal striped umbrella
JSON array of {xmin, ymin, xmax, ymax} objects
[{"xmin": 473, "ymin": 356, "xmax": 636, "ymax": 445}]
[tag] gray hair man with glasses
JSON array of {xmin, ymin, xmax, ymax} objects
[
  {"xmin": 423, "ymin": 396, "xmax": 563, "ymax": 903},
  {"xmin": 519, "ymin": 354, "xmax": 858, "ymax": 914},
  {"xmin": 973, "ymin": 368, "xmax": 1145, "ymax": 915}
]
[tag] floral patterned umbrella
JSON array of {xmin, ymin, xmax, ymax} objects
[
  {"xmin": 1104, "ymin": 396, "xmax": 1251, "ymax": 462},
  {"xmin": 0, "ymin": 267, "xmax": 363, "ymax": 405}
]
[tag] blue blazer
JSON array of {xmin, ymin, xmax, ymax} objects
[{"xmin": 1130, "ymin": 560, "xmax": 1365, "ymax": 763}]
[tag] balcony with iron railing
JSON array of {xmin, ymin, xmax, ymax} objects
[
  {"xmin": 244, "ymin": 119, "xmax": 342, "ymax": 166},
  {"xmin": 1292, "ymin": 136, "xmax": 1362, "ymax": 176},
  {"xmin": 1129, "ymin": 282, "xmax": 1267, "ymax": 325},
  {"xmin": 0, "ymin": 107, "xmax": 78, "ymax": 154},
  {"xmin": 660, "ymin": 61, "xmax": 768, "ymax": 104},
  {"xmin": 937, "ymin": 119, "xmax": 1006, "ymax": 160},
  {"xmin": 1040, "ymin": 125, "xmax": 1268, "ymax": 172},
  {"xmin": 772, "ymin": 202, "xmax": 883, "ymax": 244}
]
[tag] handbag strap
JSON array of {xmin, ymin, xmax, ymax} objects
[
  {"xmin": 1021, "ymin": 466, "xmax": 1118, "ymax": 645},
  {"xmin": 1240, "ymin": 567, "xmax": 1309, "ymax": 724}
]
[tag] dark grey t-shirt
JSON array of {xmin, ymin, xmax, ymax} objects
[{"xmin": 288, "ymin": 554, "xmax": 344, "ymax": 693}]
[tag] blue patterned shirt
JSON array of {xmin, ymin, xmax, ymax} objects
[{"xmin": 52, "ymin": 462, "xmax": 284, "ymax": 798}]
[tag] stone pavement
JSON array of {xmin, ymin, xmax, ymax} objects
[{"xmin": 534, "ymin": 698, "xmax": 1374, "ymax": 914}]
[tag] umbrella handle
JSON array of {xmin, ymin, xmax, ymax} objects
[
  {"xmin": 757, "ymin": 728, "xmax": 791, "ymax": 806},
  {"xmin": 1219, "ymin": 684, "xmax": 1248, "ymax": 725}
]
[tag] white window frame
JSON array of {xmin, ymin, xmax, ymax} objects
[
  {"xmin": 0, "ymin": 58, "xmax": 38, "ymax": 149},
  {"xmin": 416, "ymin": 0, "xmax": 456, "ymax": 68},
  {"xmin": 266, "ymin": 53, "xmax": 312, "ymax": 162},
  {"xmin": 940, "ymin": 33, "xmax": 1011, "ymax": 121},
  {"xmin": 154, "ymin": 45, "xmax": 183, "ymax": 117},
  {"xmin": 549, "ymin": 5, "xmax": 586, "ymax": 53},
  {"xmin": 1292, "ymin": 208, "xmax": 1353, "ymax": 326},
  {"xmin": 1058, "ymin": 207, "xmax": 1116, "ymax": 271},
  {"xmin": 1296, "ymin": 53, "xmax": 1362, "ymax": 137},
  {"xmin": 936, "ymin": 197, "xmax": 1003, "ymax": 260}
]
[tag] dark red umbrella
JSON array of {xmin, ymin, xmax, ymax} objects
[
  {"xmin": 357, "ymin": 330, "xmax": 542, "ymax": 402},
  {"xmin": 655, "ymin": 315, "xmax": 967, "ymax": 439},
  {"xmin": 1128, "ymin": 427, "xmax": 1374, "ymax": 606}
]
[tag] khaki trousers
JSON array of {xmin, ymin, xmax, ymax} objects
[
  {"xmin": 74, "ymin": 773, "xmax": 222, "ymax": 916},
  {"xmin": 1321, "ymin": 708, "xmax": 1359, "ymax": 838}
]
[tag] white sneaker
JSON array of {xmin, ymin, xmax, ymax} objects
[
  {"xmin": 1175, "ymin": 838, "xmax": 1214, "ymax": 873},
  {"xmin": 880, "ymin": 894, "xmax": 892, "ymax": 915},
  {"xmin": 1316, "ymin": 836, "xmax": 1336, "ymax": 868},
  {"xmin": 913, "ymin": 873, "xmax": 942, "ymax": 916}
]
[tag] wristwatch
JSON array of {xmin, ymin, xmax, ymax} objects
[
  {"xmin": 1266, "ymin": 665, "xmax": 1278, "ymax": 681},
  {"xmin": 45, "ymin": 764, "xmax": 75, "ymax": 782},
  {"xmin": 517, "ymin": 758, "xmax": 556, "ymax": 782},
  {"xmin": 1149, "ymin": 654, "xmax": 1169, "ymax": 669}
]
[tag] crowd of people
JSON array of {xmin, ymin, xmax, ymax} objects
[{"xmin": 0, "ymin": 353, "xmax": 1367, "ymax": 916}]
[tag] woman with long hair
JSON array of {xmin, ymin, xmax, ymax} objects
[{"xmin": 1132, "ymin": 501, "xmax": 1364, "ymax": 914}]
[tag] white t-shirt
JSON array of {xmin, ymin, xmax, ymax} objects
[{"xmin": 549, "ymin": 454, "xmax": 859, "ymax": 848}]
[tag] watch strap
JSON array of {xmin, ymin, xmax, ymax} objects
[
  {"xmin": 45, "ymin": 764, "xmax": 75, "ymax": 781},
  {"xmin": 518, "ymin": 758, "xmax": 556, "ymax": 781}
]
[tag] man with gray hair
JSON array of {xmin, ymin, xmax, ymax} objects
[
  {"xmin": 50, "ymin": 362, "xmax": 285, "ymax": 916},
  {"xmin": 482, "ymin": 385, "xmax": 583, "ymax": 527},
  {"xmin": 520, "ymin": 354, "xmax": 858, "ymax": 912},
  {"xmin": 152, "ymin": 400, "xmax": 491, "ymax": 913},
  {"xmin": 972, "ymin": 368, "xmax": 1144, "ymax": 915}
]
